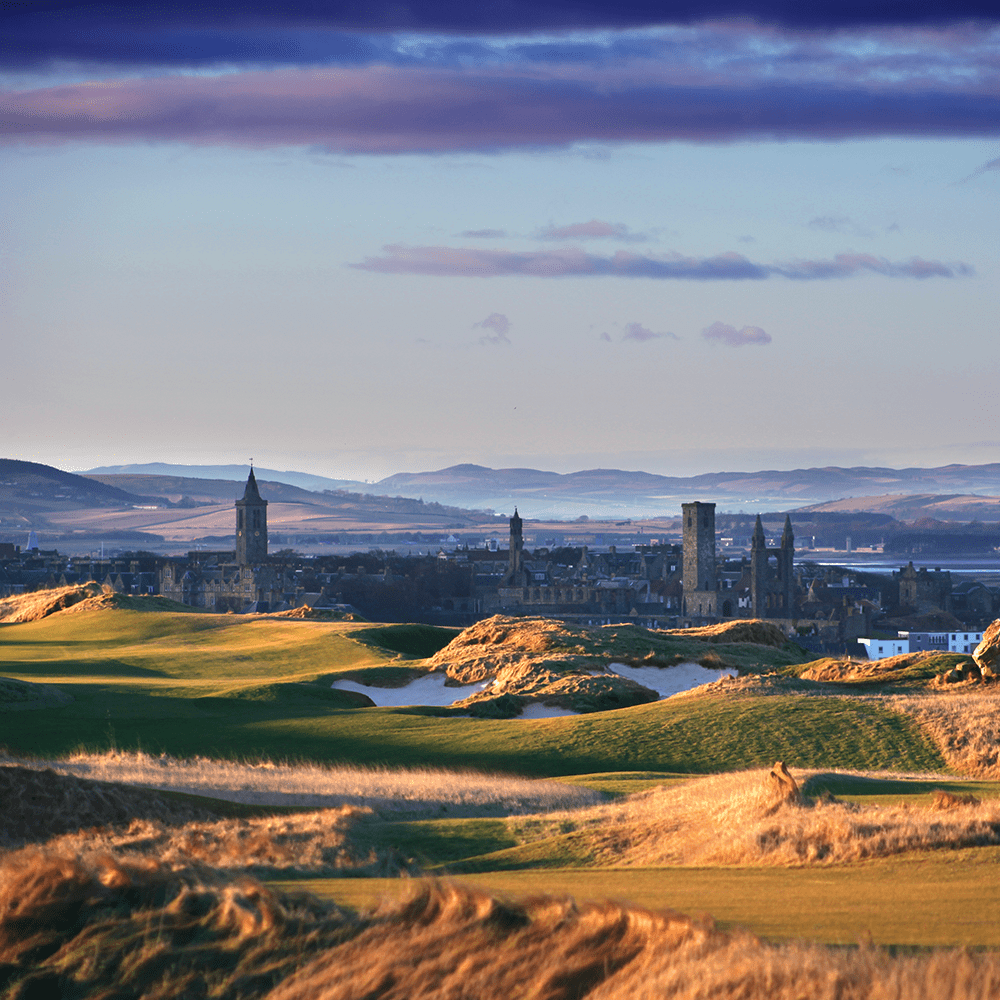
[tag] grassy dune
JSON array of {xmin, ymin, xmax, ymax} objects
[{"xmin": 0, "ymin": 606, "xmax": 948, "ymax": 774}]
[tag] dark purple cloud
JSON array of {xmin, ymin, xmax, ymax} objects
[
  {"xmin": 473, "ymin": 312, "xmax": 510, "ymax": 344},
  {"xmin": 536, "ymin": 220, "xmax": 648, "ymax": 242},
  {"xmin": 702, "ymin": 321, "xmax": 772, "ymax": 346},
  {"xmin": 5, "ymin": 0, "xmax": 999, "ymax": 53},
  {"xmin": 351, "ymin": 245, "xmax": 972, "ymax": 280},
  {"xmin": 622, "ymin": 322, "xmax": 679, "ymax": 341},
  {"xmin": 3, "ymin": 69, "xmax": 999, "ymax": 152}
]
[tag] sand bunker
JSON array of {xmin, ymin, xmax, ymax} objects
[
  {"xmin": 331, "ymin": 674, "xmax": 489, "ymax": 707},
  {"xmin": 607, "ymin": 662, "xmax": 736, "ymax": 697}
]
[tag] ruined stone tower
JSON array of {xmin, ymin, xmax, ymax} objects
[
  {"xmin": 751, "ymin": 513, "xmax": 796, "ymax": 617},
  {"xmin": 682, "ymin": 501, "xmax": 717, "ymax": 617},
  {"xmin": 236, "ymin": 467, "xmax": 268, "ymax": 566}
]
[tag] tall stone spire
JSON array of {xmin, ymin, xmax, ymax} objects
[
  {"xmin": 236, "ymin": 467, "xmax": 268, "ymax": 566},
  {"xmin": 752, "ymin": 514, "xmax": 766, "ymax": 550}
]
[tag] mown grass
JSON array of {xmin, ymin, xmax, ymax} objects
[
  {"xmin": 0, "ymin": 608, "xmax": 388, "ymax": 684},
  {"xmin": 350, "ymin": 623, "xmax": 461, "ymax": 659},
  {"xmin": 0, "ymin": 607, "xmax": 951, "ymax": 778},
  {"xmin": 0, "ymin": 685, "xmax": 948, "ymax": 779},
  {"xmin": 278, "ymin": 845, "xmax": 1000, "ymax": 948}
]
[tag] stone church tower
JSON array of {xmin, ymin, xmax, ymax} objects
[
  {"xmin": 682, "ymin": 501, "xmax": 717, "ymax": 617},
  {"xmin": 506, "ymin": 507, "xmax": 525, "ymax": 584},
  {"xmin": 236, "ymin": 468, "xmax": 268, "ymax": 566}
]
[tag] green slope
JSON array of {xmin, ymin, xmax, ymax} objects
[{"xmin": 0, "ymin": 608, "xmax": 947, "ymax": 776}]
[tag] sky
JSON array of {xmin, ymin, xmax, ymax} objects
[{"xmin": 2, "ymin": 1, "xmax": 999, "ymax": 484}]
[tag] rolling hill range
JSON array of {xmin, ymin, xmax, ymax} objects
[
  {"xmin": 80, "ymin": 460, "xmax": 1000, "ymax": 521},
  {"xmin": 0, "ymin": 461, "xmax": 505, "ymax": 552},
  {"xmin": 372, "ymin": 463, "xmax": 1000, "ymax": 517}
]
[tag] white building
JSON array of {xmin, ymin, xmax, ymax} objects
[
  {"xmin": 859, "ymin": 637, "xmax": 910, "ymax": 660},
  {"xmin": 949, "ymin": 631, "xmax": 983, "ymax": 654}
]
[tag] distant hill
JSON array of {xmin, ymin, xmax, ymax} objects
[
  {"xmin": 0, "ymin": 459, "xmax": 157, "ymax": 524},
  {"xmin": 373, "ymin": 463, "xmax": 1000, "ymax": 518},
  {"xmin": 82, "ymin": 463, "xmax": 361, "ymax": 494},
  {"xmin": 797, "ymin": 493, "xmax": 1000, "ymax": 522},
  {"xmin": 86, "ymin": 473, "xmax": 334, "ymax": 506},
  {"xmin": 74, "ymin": 459, "xmax": 1000, "ymax": 520}
]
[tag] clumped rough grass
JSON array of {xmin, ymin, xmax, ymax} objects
[
  {"xmin": 510, "ymin": 767, "xmax": 1000, "ymax": 867},
  {"xmin": 1, "ymin": 750, "xmax": 600, "ymax": 816},
  {"xmin": 0, "ymin": 584, "xmax": 193, "ymax": 623},
  {"xmin": 893, "ymin": 691, "xmax": 1000, "ymax": 777},
  {"xmin": 0, "ymin": 849, "xmax": 358, "ymax": 999},
  {"xmin": 272, "ymin": 879, "xmax": 1000, "ymax": 1000},
  {"xmin": 7, "ymin": 851, "xmax": 1000, "ymax": 998},
  {"xmin": 0, "ymin": 583, "xmax": 100, "ymax": 622},
  {"xmin": 427, "ymin": 615, "xmax": 808, "ymax": 684},
  {"xmin": 42, "ymin": 808, "xmax": 410, "ymax": 878},
  {"xmin": 800, "ymin": 652, "xmax": 970, "ymax": 687},
  {"xmin": 10, "ymin": 853, "xmax": 1000, "ymax": 1000}
]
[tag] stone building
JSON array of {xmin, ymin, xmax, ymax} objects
[
  {"xmin": 160, "ymin": 468, "xmax": 293, "ymax": 612},
  {"xmin": 750, "ymin": 514, "xmax": 796, "ymax": 618},
  {"xmin": 897, "ymin": 562, "xmax": 952, "ymax": 612},
  {"xmin": 681, "ymin": 501, "xmax": 718, "ymax": 617}
]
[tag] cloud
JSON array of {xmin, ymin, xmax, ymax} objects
[
  {"xmin": 3, "ymin": 69, "xmax": 1000, "ymax": 153},
  {"xmin": 4, "ymin": 0, "xmax": 998, "ymax": 61},
  {"xmin": 460, "ymin": 229, "xmax": 507, "ymax": 238},
  {"xmin": 536, "ymin": 220, "xmax": 647, "ymax": 242},
  {"xmin": 807, "ymin": 214, "xmax": 870, "ymax": 236},
  {"xmin": 701, "ymin": 322, "xmax": 772, "ymax": 346},
  {"xmin": 352, "ymin": 245, "xmax": 972, "ymax": 281},
  {"xmin": 473, "ymin": 312, "xmax": 510, "ymax": 345},
  {"xmin": 621, "ymin": 322, "xmax": 679, "ymax": 341},
  {"xmin": 958, "ymin": 156, "xmax": 1000, "ymax": 183},
  {"xmin": 600, "ymin": 331, "xmax": 613, "ymax": 342}
]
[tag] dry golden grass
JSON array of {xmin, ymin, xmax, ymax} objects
[
  {"xmin": 893, "ymin": 691, "xmax": 1000, "ymax": 778},
  {"xmin": 424, "ymin": 615, "xmax": 801, "ymax": 713},
  {"xmin": 2, "ymin": 750, "xmax": 599, "ymax": 815},
  {"xmin": 662, "ymin": 619, "xmax": 788, "ymax": 647},
  {"xmin": 41, "ymin": 807, "xmax": 408, "ymax": 878},
  {"xmin": 5, "ymin": 851, "xmax": 1000, "ymax": 999},
  {"xmin": 271, "ymin": 879, "xmax": 1000, "ymax": 1000},
  {"xmin": 1, "ymin": 763, "xmax": 409, "ymax": 877},
  {"xmin": 801, "ymin": 651, "xmax": 943, "ymax": 684},
  {"xmin": 0, "ymin": 848, "xmax": 357, "ymax": 999},
  {"xmin": 516, "ymin": 766, "xmax": 1000, "ymax": 867},
  {"xmin": 0, "ymin": 583, "xmax": 100, "ymax": 622}
]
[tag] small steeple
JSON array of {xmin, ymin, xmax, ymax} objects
[
  {"xmin": 781, "ymin": 514, "xmax": 794, "ymax": 548},
  {"xmin": 242, "ymin": 467, "xmax": 262, "ymax": 501},
  {"xmin": 752, "ymin": 514, "xmax": 766, "ymax": 549}
]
